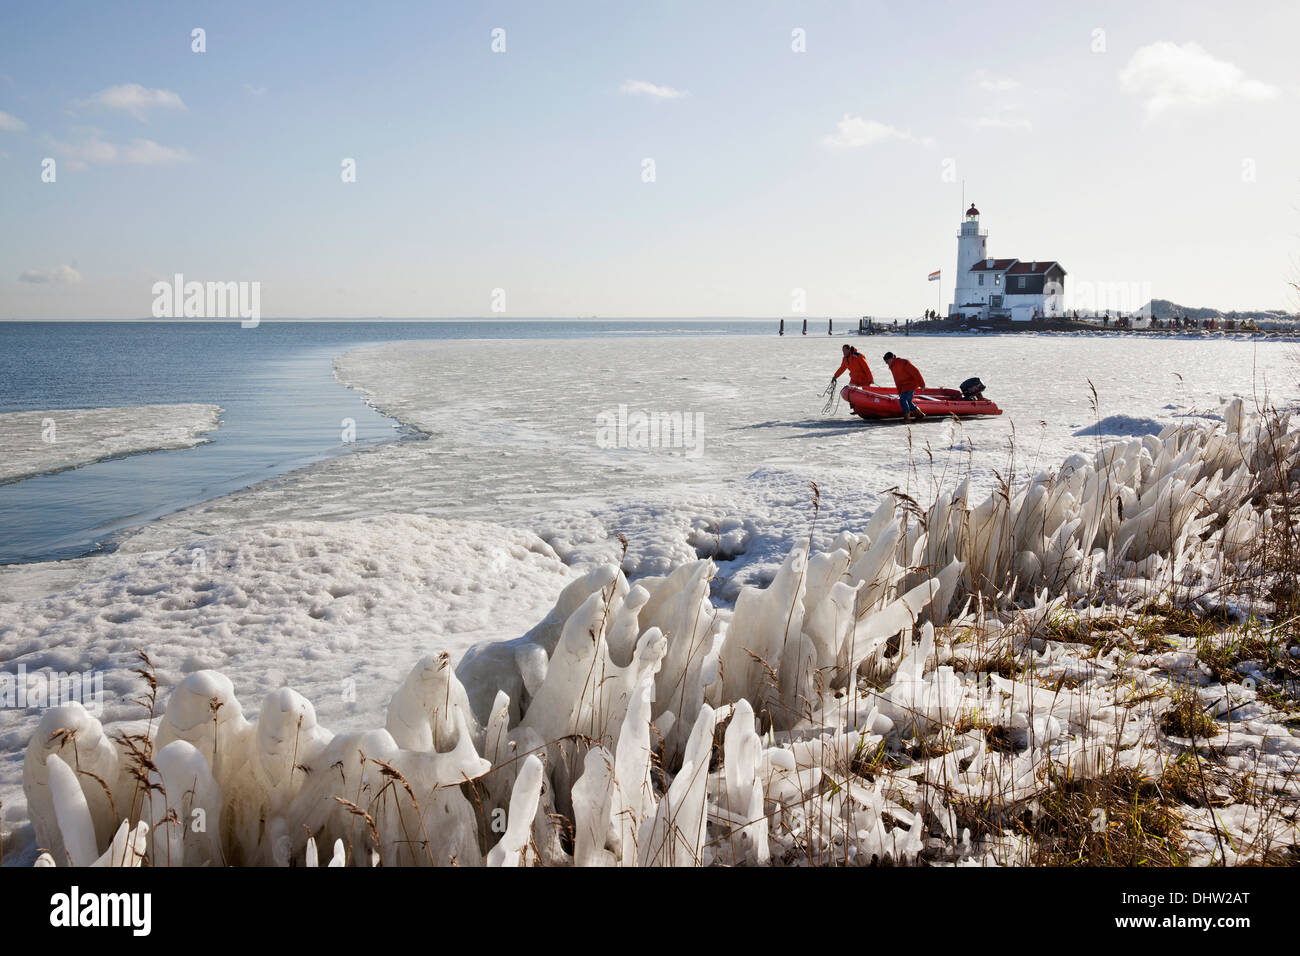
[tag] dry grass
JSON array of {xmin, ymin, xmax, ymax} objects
[
  {"xmin": 1045, "ymin": 610, "xmax": 1175, "ymax": 657},
  {"xmin": 1029, "ymin": 769, "xmax": 1187, "ymax": 867},
  {"xmin": 1196, "ymin": 623, "xmax": 1297, "ymax": 686},
  {"xmin": 1160, "ymin": 688, "xmax": 1219, "ymax": 740},
  {"xmin": 951, "ymin": 645, "xmax": 1024, "ymax": 680}
]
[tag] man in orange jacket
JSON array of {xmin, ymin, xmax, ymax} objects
[
  {"xmin": 832, "ymin": 344, "xmax": 874, "ymax": 387},
  {"xmin": 884, "ymin": 351, "xmax": 926, "ymax": 423}
]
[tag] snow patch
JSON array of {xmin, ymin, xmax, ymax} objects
[
  {"xmin": 0, "ymin": 404, "xmax": 222, "ymax": 484},
  {"xmin": 1073, "ymin": 414, "xmax": 1164, "ymax": 438}
]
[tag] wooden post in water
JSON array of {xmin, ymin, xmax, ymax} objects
[
  {"xmin": 779, "ymin": 318, "xmax": 784, "ymax": 336},
  {"xmin": 802, "ymin": 318, "xmax": 807, "ymax": 335},
  {"xmin": 828, "ymin": 319, "xmax": 833, "ymax": 335}
]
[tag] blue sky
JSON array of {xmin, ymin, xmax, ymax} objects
[{"xmin": 1, "ymin": 0, "xmax": 1298, "ymax": 318}]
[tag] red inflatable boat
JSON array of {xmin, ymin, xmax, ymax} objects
[{"xmin": 841, "ymin": 383, "xmax": 1003, "ymax": 420}]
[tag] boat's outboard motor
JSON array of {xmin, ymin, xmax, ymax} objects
[{"xmin": 959, "ymin": 377, "xmax": 986, "ymax": 401}]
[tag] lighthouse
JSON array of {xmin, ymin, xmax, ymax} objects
[
  {"xmin": 947, "ymin": 204, "xmax": 1067, "ymax": 322},
  {"xmin": 952, "ymin": 204, "xmax": 988, "ymax": 313}
]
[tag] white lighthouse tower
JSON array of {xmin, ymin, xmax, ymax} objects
[{"xmin": 950, "ymin": 203, "xmax": 987, "ymax": 316}]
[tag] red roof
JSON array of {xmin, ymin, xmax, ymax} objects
[
  {"xmin": 966, "ymin": 204, "xmax": 980, "ymax": 217},
  {"xmin": 967, "ymin": 258, "xmax": 1066, "ymax": 275},
  {"xmin": 968, "ymin": 258, "xmax": 1017, "ymax": 272},
  {"xmin": 1006, "ymin": 260, "xmax": 1064, "ymax": 275}
]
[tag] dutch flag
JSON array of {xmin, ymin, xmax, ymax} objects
[{"xmin": 927, "ymin": 270, "xmax": 941, "ymax": 282}]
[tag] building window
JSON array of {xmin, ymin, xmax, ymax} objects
[
  {"xmin": 978, "ymin": 274, "xmax": 984, "ymax": 286},
  {"xmin": 994, "ymin": 275, "xmax": 1000, "ymax": 286}
]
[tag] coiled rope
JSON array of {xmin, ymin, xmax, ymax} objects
[{"xmin": 821, "ymin": 379, "xmax": 841, "ymax": 416}]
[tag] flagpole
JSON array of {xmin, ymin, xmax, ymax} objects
[{"xmin": 958, "ymin": 182, "xmax": 964, "ymax": 322}]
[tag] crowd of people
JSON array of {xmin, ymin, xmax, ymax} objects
[{"xmin": 919, "ymin": 309, "xmax": 1253, "ymax": 332}]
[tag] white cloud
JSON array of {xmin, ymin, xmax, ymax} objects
[
  {"xmin": 620, "ymin": 80, "xmax": 688, "ymax": 100},
  {"xmin": 970, "ymin": 112, "xmax": 1033, "ymax": 131},
  {"xmin": 243, "ymin": 83, "xmax": 267, "ymax": 97},
  {"xmin": 1118, "ymin": 41, "xmax": 1278, "ymax": 117},
  {"xmin": 19, "ymin": 264, "xmax": 83, "ymax": 285},
  {"xmin": 822, "ymin": 115, "xmax": 934, "ymax": 149},
  {"xmin": 973, "ymin": 69, "xmax": 1020, "ymax": 92},
  {"xmin": 52, "ymin": 135, "xmax": 194, "ymax": 167},
  {"xmin": 56, "ymin": 137, "xmax": 117, "ymax": 164},
  {"xmin": 120, "ymin": 139, "xmax": 193, "ymax": 164},
  {"xmin": 0, "ymin": 110, "xmax": 26, "ymax": 132},
  {"xmin": 82, "ymin": 83, "xmax": 186, "ymax": 120}
]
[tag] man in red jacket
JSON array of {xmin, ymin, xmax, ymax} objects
[
  {"xmin": 832, "ymin": 344, "xmax": 873, "ymax": 387},
  {"xmin": 884, "ymin": 352, "xmax": 926, "ymax": 423}
]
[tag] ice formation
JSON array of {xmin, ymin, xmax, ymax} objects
[
  {"xmin": 20, "ymin": 403, "xmax": 1300, "ymax": 865},
  {"xmin": 0, "ymin": 404, "xmax": 222, "ymax": 484}
]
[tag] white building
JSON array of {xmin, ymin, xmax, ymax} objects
[{"xmin": 948, "ymin": 204, "xmax": 1066, "ymax": 322}]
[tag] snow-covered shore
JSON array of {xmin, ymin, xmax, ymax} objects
[
  {"xmin": 0, "ymin": 516, "xmax": 572, "ymax": 858},
  {"xmin": 0, "ymin": 404, "xmax": 222, "ymax": 485},
  {"xmin": 2, "ymin": 333, "xmax": 1297, "ymax": 866},
  {"xmin": 9, "ymin": 399, "xmax": 1299, "ymax": 867}
]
